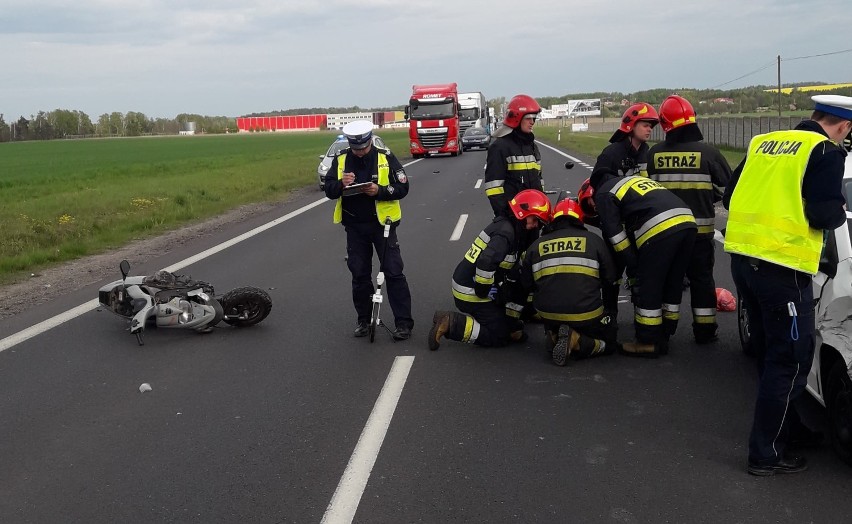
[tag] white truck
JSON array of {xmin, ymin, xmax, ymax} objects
[{"xmin": 458, "ymin": 92, "xmax": 489, "ymax": 134}]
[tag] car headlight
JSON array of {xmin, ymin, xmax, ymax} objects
[{"xmin": 319, "ymin": 164, "xmax": 329, "ymax": 172}]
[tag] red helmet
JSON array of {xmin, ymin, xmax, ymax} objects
[
  {"xmin": 552, "ymin": 198, "xmax": 584, "ymax": 224},
  {"xmin": 618, "ymin": 102, "xmax": 659, "ymax": 134},
  {"xmin": 659, "ymin": 95, "xmax": 697, "ymax": 133},
  {"xmin": 503, "ymin": 94, "xmax": 541, "ymax": 128},
  {"xmin": 509, "ymin": 189, "xmax": 551, "ymax": 223},
  {"xmin": 578, "ymin": 178, "xmax": 597, "ymax": 218}
]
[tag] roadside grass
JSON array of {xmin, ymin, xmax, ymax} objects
[{"xmin": 0, "ymin": 129, "xmax": 410, "ymax": 284}]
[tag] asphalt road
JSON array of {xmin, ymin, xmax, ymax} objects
[{"xmin": 1, "ymin": 142, "xmax": 851, "ymax": 524}]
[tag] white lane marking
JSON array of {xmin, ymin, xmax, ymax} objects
[
  {"xmin": 535, "ymin": 140, "xmax": 588, "ymax": 168},
  {"xmin": 450, "ymin": 214, "xmax": 468, "ymax": 241},
  {"xmin": 474, "ymin": 179, "xmax": 482, "ymax": 189},
  {"xmin": 0, "ymin": 198, "xmax": 329, "ymax": 353},
  {"xmin": 1, "ymin": 159, "xmax": 424, "ymax": 353},
  {"xmin": 321, "ymin": 355, "xmax": 414, "ymax": 524}
]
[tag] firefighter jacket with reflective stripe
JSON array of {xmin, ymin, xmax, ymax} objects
[
  {"xmin": 484, "ymin": 129, "xmax": 543, "ymax": 217},
  {"xmin": 452, "ymin": 216, "xmax": 520, "ymax": 303},
  {"xmin": 647, "ymin": 139, "xmax": 732, "ymax": 236},
  {"xmin": 594, "ymin": 139, "xmax": 650, "ymax": 177},
  {"xmin": 724, "ymin": 129, "xmax": 829, "ymax": 275},
  {"xmin": 594, "ymin": 173, "xmax": 696, "ymax": 271},
  {"xmin": 520, "ymin": 220, "xmax": 619, "ymax": 322},
  {"xmin": 328, "ymin": 149, "xmax": 406, "ymax": 225}
]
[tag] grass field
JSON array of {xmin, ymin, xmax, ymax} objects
[{"xmin": 0, "ymin": 129, "xmax": 410, "ymax": 283}]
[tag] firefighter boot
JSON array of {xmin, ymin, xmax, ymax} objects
[
  {"xmin": 545, "ymin": 328, "xmax": 558, "ymax": 353},
  {"xmin": 428, "ymin": 311, "xmax": 475, "ymax": 351},
  {"xmin": 621, "ymin": 341, "xmax": 658, "ymax": 358},
  {"xmin": 552, "ymin": 325, "xmax": 581, "ymax": 366}
]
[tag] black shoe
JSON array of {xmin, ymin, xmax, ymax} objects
[
  {"xmin": 392, "ymin": 326, "xmax": 411, "ymax": 341},
  {"xmin": 354, "ymin": 322, "xmax": 369, "ymax": 338},
  {"xmin": 747, "ymin": 455, "xmax": 808, "ymax": 476}
]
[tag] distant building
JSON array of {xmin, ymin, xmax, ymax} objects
[
  {"xmin": 713, "ymin": 97, "xmax": 735, "ymax": 104},
  {"xmin": 179, "ymin": 121, "xmax": 196, "ymax": 135}
]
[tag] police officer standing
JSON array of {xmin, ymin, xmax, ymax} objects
[
  {"xmin": 484, "ymin": 94, "xmax": 544, "ymax": 218},
  {"xmin": 518, "ymin": 198, "xmax": 620, "ymax": 366},
  {"xmin": 428, "ymin": 190, "xmax": 551, "ymax": 350},
  {"xmin": 324, "ymin": 120, "xmax": 414, "ymax": 340},
  {"xmin": 647, "ymin": 95, "xmax": 732, "ymax": 343},
  {"xmin": 724, "ymin": 95, "xmax": 852, "ymax": 476}
]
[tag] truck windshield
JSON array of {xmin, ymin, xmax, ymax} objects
[
  {"xmin": 409, "ymin": 100, "xmax": 456, "ymax": 120},
  {"xmin": 459, "ymin": 108, "xmax": 479, "ymax": 121}
]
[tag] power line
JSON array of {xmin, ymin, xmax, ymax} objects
[
  {"xmin": 783, "ymin": 48, "xmax": 852, "ymax": 62},
  {"xmin": 711, "ymin": 60, "xmax": 777, "ymax": 89}
]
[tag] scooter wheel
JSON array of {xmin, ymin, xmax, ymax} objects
[{"xmin": 221, "ymin": 287, "xmax": 272, "ymax": 327}]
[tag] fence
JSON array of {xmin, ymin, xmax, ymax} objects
[{"xmin": 540, "ymin": 115, "xmax": 808, "ymax": 150}]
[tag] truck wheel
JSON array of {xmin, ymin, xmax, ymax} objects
[{"xmin": 828, "ymin": 360, "xmax": 852, "ymax": 467}]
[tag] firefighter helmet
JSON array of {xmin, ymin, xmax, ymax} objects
[
  {"xmin": 509, "ymin": 189, "xmax": 551, "ymax": 223},
  {"xmin": 552, "ymin": 198, "xmax": 584, "ymax": 225},
  {"xmin": 610, "ymin": 102, "xmax": 659, "ymax": 142},
  {"xmin": 503, "ymin": 94, "xmax": 542, "ymax": 128},
  {"xmin": 578, "ymin": 178, "xmax": 597, "ymax": 218},
  {"xmin": 659, "ymin": 95, "xmax": 697, "ymax": 133}
]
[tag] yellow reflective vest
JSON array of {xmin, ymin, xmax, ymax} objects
[
  {"xmin": 333, "ymin": 151, "xmax": 402, "ymax": 224},
  {"xmin": 724, "ymin": 129, "xmax": 828, "ymax": 274}
]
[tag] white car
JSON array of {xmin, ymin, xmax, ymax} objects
[
  {"xmin": 316, "ymin": 134, "xmax": 389, "ymax": 190},
  {"xmin": 738, "ymin": 137, "xmax": 852, "ymax": 465}
]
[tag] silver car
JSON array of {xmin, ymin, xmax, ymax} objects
[{"xmin": 317, "ymin": 135, "xmax": 389, "ymax": 190}]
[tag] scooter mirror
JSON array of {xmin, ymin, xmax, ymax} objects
[
  {"xmin": 120, "ymin": 260, "xmax": 131, "ymax": 280},
  {"xmin": 564, "ymin": 161, "xmax": 575, "ymax": 169}
]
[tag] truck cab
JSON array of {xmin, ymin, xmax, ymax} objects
[{"xmin": 405, "ymin": 83, "xmax": 462, "ymax": 158}]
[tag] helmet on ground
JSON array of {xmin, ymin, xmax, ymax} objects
[
  {"xmin": 578, "ymin": 178, "xmax": 597, "ymax": 218},
  {"xmin": 509, "ymin": 189, "xmax": 551, "ymax": 223},
  {"xmin": 552, "ymin": 198, "xmax": 584, "ymax": 225},
  {"xmin": 659, "ymin": 95, "xmax": 697, "ymax": 133},
  {"xmin": 503, "ymin": 94, "xmax": 541, "ymax": 128},
  {"xmin": 610, "ymin": 102, "xmax": 659, "ymax": 142}
]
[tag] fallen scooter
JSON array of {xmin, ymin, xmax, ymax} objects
[{"xmin": 98, "ymin": 260, "xmax": 272, "ymax": 345}]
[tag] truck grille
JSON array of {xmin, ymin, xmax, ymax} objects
[{"xmin": 418, "ymin": 130, "xmax": 448, "ymax": 148}]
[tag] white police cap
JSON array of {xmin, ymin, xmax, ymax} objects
[
  {"xmin": 812, "ymin": 94, "xmax": 852, "ymax": 121},
  {"xmin": 342, "ymin": 120, "xmax": 374, "ymax": 149}
]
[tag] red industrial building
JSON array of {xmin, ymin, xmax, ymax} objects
[{"xmin": 236, "ymin": 114, "xmax": 327, "ymax": 132}]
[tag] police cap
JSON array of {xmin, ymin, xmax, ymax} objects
[
  {"xmin": 342, "ymin": 120, "xmax": 374, "ymax": 150},
  {"xmin": 812, "ymin": 95, "xmax": 852, "ymax": 121}
]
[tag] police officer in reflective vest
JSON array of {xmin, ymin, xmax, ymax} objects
[
  {"xmin": 429, "ymin": 190, "xmax": 551, "ymax": 350},
  {"xmin": 591, "ymin": 167, "xmax": 696, "ymax": 357},
  {"xmin": 648, "ymin": 95, "xmax": 733, "ymax": 343},
  {"xmin": 724, "ymin": 95, "xmax": 851, "ymax": 476},
  {"xmin": 324, "ymin": 120, "xmax": 414, "ymax": 340},
  {"xmin": 519, "ymin": 198, "xmax": 620, "ymax": 366},
  {"xmin": 484, "ymin": 94, "xmax": 544, "ymax": 219}
]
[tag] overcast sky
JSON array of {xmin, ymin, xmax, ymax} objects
[{"xmin": 2, "ymin": 0, "xmax": 851, "ymax": 119}]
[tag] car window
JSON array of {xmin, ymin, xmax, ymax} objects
[
  {"xmin": 464, "ymin": 128, "xmax": 486, "ymax": 137},
  {"xmin": 373, "ymin": 136, "xmax": 387, "ymax": 149},
  {"xmin": 326, "ymin": 141, "xmax": 348, "ymax": 157}
]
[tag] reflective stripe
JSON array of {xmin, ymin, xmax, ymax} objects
[
  {"xmin": 634, "ymin": 208, "xmax": 694, "ymax": 247},
  {"xmin": 662, "ymin": 303, "xmax": 680, "ymax": 313},
  {"xmin": 466, "ymin": 318, "xmax": 480, "ymax": 343},
  {"xmin": 486, "ymin": 187, "xmax": 505, "ymax": 196},
  {"xmin": 532, "ymin": 257, "xmax": 600, "ymax": 279},
  {"xmin": 635, "ymin": 306, "xmax": 663, "ymax": 326},
  {"xmin": 452, "ymin": 281, "xmax": 490, "ymax": 303},
  {"xmin": 652, "ymin": 172, "xmax": 713, "ymax": 190},
  {"xmin": 505, "ymin": 302, "xmax": 523, "ymax": 318},
  {"xmin": 532, "ymin": 257, "xmax": 600, "ymax": 273},
  {"xmin": 483, "ymin": 180, "xmax": 504, "ymax": 189},
  {"xmin": 538, "ymin": 306, "xmax": 605, "ymax": 323},
  {"xmin": 693, "ymin": 307, "xmax": 716, "ymax": 324},
  {"xmin": 506, "ymin": 154, "xmax": 540, "ymax": 171},
  {"xmin": 499, "ymin": 253, "xmax": 518, "ymax": 269}
]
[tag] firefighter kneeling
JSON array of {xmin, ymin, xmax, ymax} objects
[
  {"xmin": 519, "ymin": 198, "xmax": 621, "ymax": 365},
  {"xmin": 429, "ymin": 190, "xmax": 551, "ymax": 350}
]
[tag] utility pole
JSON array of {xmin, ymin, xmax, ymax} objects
[{"xmin": 777, "ymin": 54, "xmax": 782, "ymax": 127}]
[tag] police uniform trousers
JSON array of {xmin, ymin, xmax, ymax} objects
[
  {"xmin": 731, "ymin": 254, "xmax": 815, "ymax": 466},
  {"xmin": 453, "ymin": 298, "xmax": 519, "ymax": 347},
  {"xmin": 633, "ymin": 229, "xmax": 696, "ymax": 345},
  {"xmin": 345, "ymin": 222, "xmax": 413, "ymax": 329},
  {"xmin": 686, "ymin": 235, "xmax": 719, "ymax": 341}
]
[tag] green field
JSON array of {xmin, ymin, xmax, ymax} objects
[{"xmin": 0, "ymin": 130, "xmax": 409, "ymax": 283}]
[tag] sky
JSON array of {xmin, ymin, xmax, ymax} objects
[{"xmin": 1, "ymin": 0, "xmax": 851, "ymax": 120}]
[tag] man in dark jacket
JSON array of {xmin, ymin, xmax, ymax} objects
[
  {"xmin": 324, "ymin": 120, "xmax": 413, "ymax": 340},
  {"xmin": 648, "ymin": 95, "xmax": 732, "ymax": 343},
  {"xmin": 429, "ymin": 190, "xmax": 551, "ymax": 350},
  {"xmin": 484, "ymin": 94, "xmax": 544, "ymax": 219},
  {"xmin": 519, "ymin": 197, "xmax": 620, "ymax": 366},
  {"xmin": 594, "ymin": 102, "xmax": 659, "ymax": 177}
]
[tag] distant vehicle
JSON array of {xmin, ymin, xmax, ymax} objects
[
  {"xmin": 459, "ymin": 91, "xmax": 489, "ymax": 135},
  {"xmin": 317, "ymin": 134, "xmax": 389, "ymax": 190},
  {"xmin": 461, "ymin": 127, "xmax": 491, "ymax": 151},
  {"xmin": 404, "ymin": 83, "xmax": 462, "ymax": 158},
  {"xmin": 737, "ymin": 135, "xmax": 852, "ymax": 466}
]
